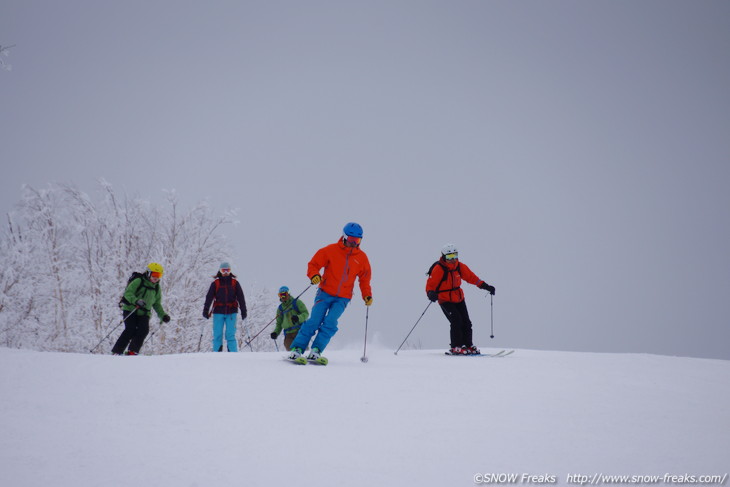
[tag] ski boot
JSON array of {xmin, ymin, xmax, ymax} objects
[
  {"xmin": 465, "ymin": 345, "xmax": 481, "ymax": 355},
  {"xmin": 445, "ymin": 346, "xmax": 467, "ymax": 356},
  {"xmin": 307, "ymin": 348, "xmax": 328, "ymax": 366},
  {"xmin": 288, "ymin": 347, "xmax": 307, "ymax": 365}
]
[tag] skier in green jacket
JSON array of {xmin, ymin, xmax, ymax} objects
[
  {"xmin": 271, "ymin": 286, "xmax": 309, "ymax": 351},
  {"xmin": 112, "ymin": 263, "xmax": 170, "ymax": 355}
]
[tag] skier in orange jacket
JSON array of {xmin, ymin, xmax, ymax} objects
[
  {"xmin": 288, "ymin": 222, "xmax": 373, "ymax": 363},
  {"xmin": 426, "ymin": 243, "xmax": 495, "ymax": 355}
]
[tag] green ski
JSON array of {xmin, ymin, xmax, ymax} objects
[{"xmin": 308, "ymin": 356, "xmax": 328, "ymax": 366}]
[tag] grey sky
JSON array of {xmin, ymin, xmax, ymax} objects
[{"xmin": 2, "ymin": 1, "xmax": 729, "ymax": 359}]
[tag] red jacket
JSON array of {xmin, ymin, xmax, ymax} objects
[
  {"xmin": 308, "ymin": 240, "xmax": 372, "ymax": 300},
  {"xmin": 426, "ymin": 258, "xmax": 484, "ymax": 303}
]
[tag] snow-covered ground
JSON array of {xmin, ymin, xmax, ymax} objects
[{"xmin": 1, "ymin": 347, "xmax": 728, "ymax": 487}]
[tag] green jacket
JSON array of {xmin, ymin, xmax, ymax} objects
[
  {"xmin": 122, "ymin": 276, "xmax": 166, "ymax": 319},
  {"xmin": 274, "ymin": 297, "xmax": 309, "ymax": 335}
]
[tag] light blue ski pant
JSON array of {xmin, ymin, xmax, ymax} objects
[
  {"xmin": 290, "ymin": 289, "xmax": 350, "ymax": 353},
  {"xmin": 212, "ymin": 313, "xmax": 238, "ymax": 352}
]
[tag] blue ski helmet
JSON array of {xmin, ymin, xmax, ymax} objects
[
  {"xmin": 343, "ymin": 222, "xmax": 363, "ymax": 238},
  {"xmin": 278, "ymin": 286, "xmax": 289, "ymax": 294}
]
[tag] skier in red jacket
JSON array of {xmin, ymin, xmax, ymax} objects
[{"xmin": 426, "ymin": 244, "xmax": 495, "ymax": 355}]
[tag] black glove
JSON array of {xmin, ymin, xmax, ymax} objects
[
  {"xmin": 203, "ymin": 310, "xmax": 210, "ymax": 319},
  {"xmin": 162, "ymin": 315, "xmax": 171, "ymax": 323},
  {"xmin": 427, "ymin": 290, "xmax": 438, "ymax": 302},
  {"xmin": 291, "ymin": 315, "xmax": 299, "ymax": 324},
  {"xmin": 479, "ymin": 282, "xmax": 496, "ymax": 295},
  {"xmin": 136, "ymin": 299, "xmax": 146, "ymax": 308},
  {"xmin": 241, "ymin": 312, "xmax": 247, "ymax": 321},
  {"xmin": 270, "ymin": 332, "xmax": 278, "ymax": 339}
]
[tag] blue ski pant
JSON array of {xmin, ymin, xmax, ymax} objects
[
  {"xmin": 212, "ymin": 313, "xmax": 238, "ymax": 352},
  {"xmin": 290, "ymin": 289, "xmax": 350, "ymax": 353}
]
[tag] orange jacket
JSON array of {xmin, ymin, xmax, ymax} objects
[
  {"xmin": 308, "ymin": 240, "xmax": 372, "ymax": 300},
  {"xmin": 425, "ymin": 258, "xmax": 484, "ymax": 303}
]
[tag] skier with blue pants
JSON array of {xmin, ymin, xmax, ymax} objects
[
  {"xmin": 203, "ymin": 262, "xmax": 248, "ymax": 352},
  {"xmin": 288, "ymin": 222, "xmax": 373, "ymax": 363}
]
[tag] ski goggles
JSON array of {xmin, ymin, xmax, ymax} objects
[
  {"xmin": 345, "ymin": 235, "xmax": 362, "ymax": 246},
  {"xmin": 220, "ymin": 268, "xmax": 231, "ymax": 274},
  {"xmin": 444, "ymin": 252, "xmax": 458, "ymax": 261},
  {"xmin": 278, "ymin": 292, "xmax": 289, "ymax": 299},
  {"xmin": 150, "ymin": 272, "xmax": 162, "ymax": 279}
]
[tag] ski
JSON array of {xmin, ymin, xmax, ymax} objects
[
  {"xmin": 483, "ymin": 350, "xmax": 514, "ymax": 357},
  {"xmin": 284, "ymin": 356, "xmax": 307, "ymax": 365},
  {"xmin": 444, "ymin": 349, "xmax": 514, "ymax": 357},
  {"xmin": 282, "ymin": 355, "xmax": 328, "ymax": 365},
  {"xmin": 307, "ymin": 356, "xmax": 328, "ymax": 366}
]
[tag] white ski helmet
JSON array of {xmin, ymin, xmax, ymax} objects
[{"xmin": 441, "ymin": 243, "xmax": 458, "ymax": 256}]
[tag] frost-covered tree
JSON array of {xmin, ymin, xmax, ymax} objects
[
  {"xmin": 0, "ymin": 181, "xmax": 277, "ymax": 354},
  {"xmin": 0, "ymin": 44, "xmax": 14, "ymax": 71},
  {"xmin": 0, "ymin": 213, "xmax": 30, "ymax": 347}
]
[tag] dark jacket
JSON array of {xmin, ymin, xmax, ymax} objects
[{"xmin": 203, "ymin": 274, "xmax": 247, "ymax": 317}]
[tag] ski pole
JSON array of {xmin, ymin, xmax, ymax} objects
[
  {"xmin": 143, "ymin": 320, "xmax": 166, "ymax": 350},
  {"xmin": 197, "ymin": 320, "xmax": 205, "ymax": 352},
  {"xmin": 291, "ymin": 284, "xmax": 313, "ymax": 304},
  {"xmin": 488, "ymin": 293, "xmax": 495, "ymax": 339},
  {"xmin": 244, "ymin": 284, "xmax": 312, "ymax": 348},
  {"xmin": 394, "ymin": 301, "xmax": 433, "ymax": 355},
  {"xmin": 243, "ymin": 318, "xmax": 254, "ymax": 352},
  {"xmin": 361, "ymin": 306, "xmax": 370, "ymax": 363},
  {"xmin": 90, "ymin": 306, "xmax": 138, "ymax": 353},
  {"xmin": 244, "ymin": 317, "xmax": 276, "ymax": 348}
]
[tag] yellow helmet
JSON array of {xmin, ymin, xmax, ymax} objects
[{"xmin": 147, "ymin": 262, "xmax": 164, "ymax": 276}]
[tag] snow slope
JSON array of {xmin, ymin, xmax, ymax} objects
[{"xmin": 1, "ymin": 347, "xmax": 728, "ymax": 487}]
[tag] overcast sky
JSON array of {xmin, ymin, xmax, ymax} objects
[{"xmin": 2, "ymin": 1, "xmax": 729, "ymax": 359}]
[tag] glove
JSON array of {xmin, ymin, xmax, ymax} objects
[
  {"xmin": 364, "ymin": 296, "xmax": 373, "ymax": 306},
  {"xmin": 479, "ymin": 282, "xmax": 496, "ymax": 295},
  {"xmin": 203, "ymin": 310, "xmax": 210, "ymax": 319},
  {"xmin": 270, "ymin": 332, "xmax": 278, "ymax": 340},
  {"xmin": 135, "ymin": 299, "xmax": 146, "ymax": 308},
  {"xmin": 291, "ymin": 315, "xmax": 299, "ymax": 324},
  {"xmin": 162, "ymin": 315, "xmax": 171, "ymax": 323},
  {"xmin": 241, "ymin": 312, "xmax": 247, "ymax": 321},
  {"xmin": 310, "ymin": 274, "xmax": 321, "ymax": 285},
  {"xmin": 427, "ymin": 290, "xmax": 438, "ymax": 302}
]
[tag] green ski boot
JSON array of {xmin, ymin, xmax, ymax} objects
[
  {"xmin": 307, "ymin": 348, "xmax": 328, "ymax": 366},
  {"xmin": 288, "ymin": 347, "xmax": 307, "ymax": 365}
]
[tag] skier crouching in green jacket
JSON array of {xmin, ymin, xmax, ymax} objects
[
  {"xmin": 112, "ymin": 262, "xmax": 170, "ymax": 355},
  {"xmin": 271, "ymin": 286, "xmax": 309, "ymax": 351}
]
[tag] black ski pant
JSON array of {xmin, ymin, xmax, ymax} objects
[
  {"xmin": 439, "ymin": 300, "xmax": 474, "ymax": 348},
  {"xmin": 111, "ymin": 312, "xmax": 150, "ymax": 354}
]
